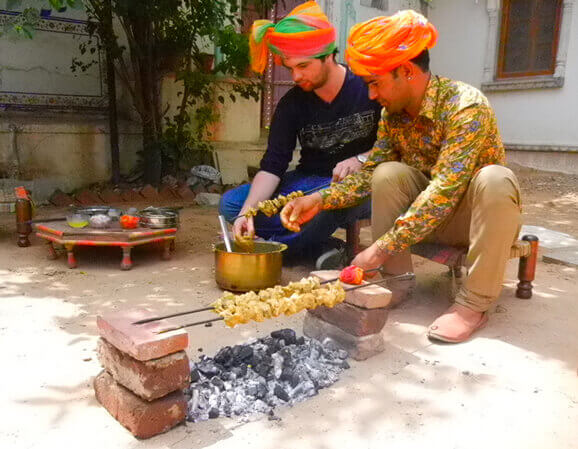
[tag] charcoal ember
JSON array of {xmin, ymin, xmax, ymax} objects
[
  {"xmin": 274, "ymin": 384, "xmax": 290, "ymax": 402},
  {"xmin": 208, "ymin": 408, "xmax": 220, "ymax": 419},
  {"xmin": 214, "ymin": 346, "xmax": 234, "ymax": 367},
  {"xmin": 220, "ymin": 371, "xmax": 236, "ymax": 382},
  {"xmin": 271, "ymin": 329, "xmax": 297, "ymax": 345},
  {"xmin": 290, "ymin": 380, "xmax": 317, "ymax": 400},
  {"xmin": 295, "ymin": 336, "xmax": 306, "ymax": 345}
]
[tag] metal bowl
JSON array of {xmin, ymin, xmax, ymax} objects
[
  {"xmin": 214, "ymin": 241, "xmax": 287, "ymax": 292},
  {"xmin": 139, "ymin": 210, "xmax": 179, "ymax": 229},
  {"xmin": 72, "ymin": 206, "xmax": 111, "ymax": 216}
]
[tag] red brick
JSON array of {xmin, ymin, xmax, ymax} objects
[
  {"xmin": 100, "ymin": 189, "xmax": 125, "ymax": 204},
  {"xmin": 97, "ymin": 308, "xmax": 189, "ymax": 361},
  {"xmin": 140, "ymin": 184, "xmax": 161, "ymax": 201},
  {"xmin": 49, "ymin": 189, "xmax": 78, "ymax": 207},
  {"xmin": 97, "ymin": 338, "xmax": 190, "ymax": 401},
  {"xmin": 94, "ymin": 371, "xmax": 186, "ymax": 439},
  {"xmin": 175, "ymin": 185, "xmax": 196, "ymax": 201},
  {"xmin": 309, "ymin": 302, "xmax": 388, "ymax": 337},
  {"xmin": 159, "ymin": 186, "xmax": 179, "ymax": 200},
  {"xmin": 121, "ymin": 189, "xmax": 144, "ymax": 203},
  {"xmin": 311, "ymin": 270, "xmax": 393, "ymax": 309},
  {"xmin": 76, "ymin": 189, "xmax": 104, "ymax": 205},
  {"xmin": 206, "ymin": 184, "xmax": 224, "ymax": 194}
]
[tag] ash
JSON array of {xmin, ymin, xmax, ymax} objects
[{"xmin": 186, "ymin": 329, "xmax": 349, "ymax": 422}]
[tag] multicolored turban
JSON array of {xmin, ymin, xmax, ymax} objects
[
  {"xmin": 345, "ymin": 10, "xmax": 438, "ymax": 76},
  {"xmin": 249, "ymin": 1, "xmax": 337, "ymax": 74}
]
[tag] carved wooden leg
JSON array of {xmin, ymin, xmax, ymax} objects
[
  {"xmin": 16, "ymin": 198, "xmax": 32, "ymax": 247},
  {"xmin": 346, "ymin": 221, "xmax": 362, "ymax": 260},
  {"xmin": 169, "ymin": 239, "xmax": 175, "ymax": 252},
  {"xmin": 121, "ymin": 247, "xmax": 133, "ymax": 270},
  {"xmin": 162, "ymin": 240, "xmax": 172, "ymax": 260},
  {"xmin": 65, "ymin": 244, "xmax": 77, "ymax": 269},
  {"xmin": 516, "ymin": 235, "xmax": 539, "ymax": 299},
  {"xmin": 47, "ymin": 241, "xmax": 58, "ymax": 260}
]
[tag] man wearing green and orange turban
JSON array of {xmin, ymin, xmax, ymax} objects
[
  {"xmin": 281, "ymin": 10, "xmax": 522, "ymax": 343},
  {"xmin": 220, "ymin": 1, "xmax": 382, "ymax": 266}
]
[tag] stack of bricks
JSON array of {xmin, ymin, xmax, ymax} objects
[
  {"xmin": 94, "ymin": 308, "xmax": 190, "ymax": 439},
  {"xmin": 303, "ymin": 270, "xmax": 392, "ymax": 361}
]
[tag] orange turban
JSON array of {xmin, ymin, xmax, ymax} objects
[
  {"xmin": 249, "ymin": 1, "xmax": 337, "ymax": 74},
  {"xmin": 345, "ymin": 10, "xmax": 438, "ymax": 76}
]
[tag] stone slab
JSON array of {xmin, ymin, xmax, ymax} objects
[
  {"xmin": 309, "ymin": 302, "xmax": 388, "ymax": 337},
  {"xmin": 542, "ymin": 246, "xmax": 578, "ymax": 267},
  {"xmin": 195, "ymin": 192, "xmax": 221, "ymax": 206},
  {"xmin": 97, "ymin": 338, "xmax": 190, "ymax": 401},
  {"xmin": 520, "ymin": 225, "xmax": 578, "ymax": 249},
  {"xmin": 97, "ymin": 308, "xmax": 188, "ymax": 361},
  {"xmin": 311, "ymin": 270, "xmax": 392, "ymax": 309},
  {"xmin": 303, "ymin": 312, "xmax": 385, "ymax": 361},
  {"xmin": 94, "ymin": 371, "xmax": 186, "ymax": 439}
]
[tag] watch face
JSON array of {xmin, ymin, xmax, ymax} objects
[{"xmin": 357, "ymin": 154, "xmax": 368, "ymax": 163}]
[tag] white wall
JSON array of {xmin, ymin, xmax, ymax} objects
[{"xmin": 429, "ymin": 0, "xmax": 578, "ymax": 149}]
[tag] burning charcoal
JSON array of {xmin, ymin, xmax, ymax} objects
[
  {"xmin": 280, "ymin": 367, "xmax": 294, "ymax": 383},
  {"xmin": 295, "ymin": 336, "xmax": 305, "ymax": 345},
  {"xmin": 271, "ymin": 329, "xmax": 297, "ymax": 345},
  {"xmin": 271, "ymin": 353, "xmax": 283, "ymax": 379},
  {"xmin": 211, "ymin": 376, "xmax": 225, "ymax": 390},
  {"xmin": 274, "ymin": 384, "xmax": 290, "ymax": 402},
  {"xmin": 214, "ymin": 346, "xmax": 234, "ymax": 367},
  {"xmin": 220, "ymin": 371, "xmax": 235, "ymax": 382},
  {"xmin": 255, "ymin": 380, "xmax": 268, "ymax": 399},
  {"xmin": 291, "ymin": 380, "xmax": 317, "ymax": 399},
  {"xmin": 190, "ymin": 368, "xmax": 201, "ymax": 383},
  {"xmin": 208, "ymin": 408, "xmax": 220, "ymax": 419}
]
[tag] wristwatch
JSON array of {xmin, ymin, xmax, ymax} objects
[{"xmin": 356, "ymin": 153, "xmax": 368, "ymax": 163}]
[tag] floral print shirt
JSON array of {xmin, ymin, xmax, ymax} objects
[{"xmin": 319, "ymin": 76, "xmax": 505, "ymax": 255}]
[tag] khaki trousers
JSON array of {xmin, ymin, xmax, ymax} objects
[{"xmin": 371, "ymin": 162, "xmax": 522, "ymax": 312}]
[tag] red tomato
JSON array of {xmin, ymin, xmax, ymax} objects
[{"xmin": 339, "ymin": 265, "xmax": 364, "ymax": 285}]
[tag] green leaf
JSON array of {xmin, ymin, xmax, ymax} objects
[
  {"xmin": 67, "ymin": 0, "xmax": 84, "ymax": 10},
  {"xmin": 21, "ymin": 24, "xmax": 35, "ymax": 39},
  {"xmin": 49, "ymin": 0, "xmax": 64, "ymax": 10}
]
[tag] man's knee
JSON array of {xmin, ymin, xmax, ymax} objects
[
  {"xmin": 372, "ymin": 161, "xmax": 413, "ymax": 191},
  {"xmin": 218, "ymin": 185, "xmax": 246, "ymax": 218},
  {"xmin": 471, "ymin": 165, "xmax": 521, "ymax": 207}
]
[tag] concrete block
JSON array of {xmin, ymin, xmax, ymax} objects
[
  {"xmin": 97, "ymin": 308, "xmax": 188, "ymax": 361},
  {"xmin": 97, "ymin": 338, "xmax": 190, "ymax": 401},
  {"xmin": 312, "ymin": 270, "xmax": 392, "ymax": 309},
  {"xmin": 309, "ymin": 302, "xmax": 388, "ymax": 337},
  {"xmin": 195, "ymin": 192, "xmax": 221, "ymax": 206},
  {"xmin": 520, "ymin": 225, "xmax": 578, "ymax": 250},
  {"xmin": 94, "ymin": 371, "xmax": 186, "ymax": 439},
  {"xmin": 543, "ymin": 246, "xmax": 578, "ymax": 267},
  {"xmin": 303, "ymin": 312, "xmax": 385, "ymax": 361}
]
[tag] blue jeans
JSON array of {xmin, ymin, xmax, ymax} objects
[{"xmin": 219, "ymin": 170, "xmax": 371, "ymax": 259}]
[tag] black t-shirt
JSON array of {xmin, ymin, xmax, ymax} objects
[{"xmin": 260, "ymin": 67, "xmax": 382, "ymax": 178}]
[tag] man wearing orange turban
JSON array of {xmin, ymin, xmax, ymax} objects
[
  {"xmin": 219, "ymin": 2, "xmax": 382, "ymax": 267},
  {"xmin": 281, "ymin": 10, "xmax": 522, "ymax": 343}
]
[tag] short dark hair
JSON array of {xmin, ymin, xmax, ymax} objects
[
  {"xmin": 316, "ymin": 48, "xmax": 339, "ymax": 62},
  {"xmin": 410, "ymin": 49, "xmax": 430, "ymax": 72}
]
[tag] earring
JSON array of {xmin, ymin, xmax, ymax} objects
[{"xmin": 407, "ymin": 76, "xmax": 413, "ymax": 81}]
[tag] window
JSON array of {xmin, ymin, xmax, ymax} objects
[
  {"xmin": 497, "ymin": 0, "xmax": 563, "ymax": 78},
  {"xmin": 360, "ymin": 0, "xmax": 389, "ymax": 10}
]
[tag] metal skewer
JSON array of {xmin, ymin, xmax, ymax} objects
[
  {"xmin": 319, "ymin": 267, "xmax": 382, "ymax": 284},
  {"xmin": 218, "ymin": 215, "xmax": 233, "ymax": 252},
  {"xmin": 132, "ymin": 306, "xmax": 214, "ymax": 325},
  {"xmin": 153, "ymin": 273, "xmax": 415, "ymax": 334},
  {"xmin": 229, "ymin": 182, "xmax": 331, "ymax": 223}
]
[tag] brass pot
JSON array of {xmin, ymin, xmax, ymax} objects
[{"xmin": 213, "ymin": 241, "xmax": 287, "ymax": 292}]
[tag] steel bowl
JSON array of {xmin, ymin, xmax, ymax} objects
[
  {"xmin": 214, "ymin": 241, "xmax": 287, "ymax": 292},
  {"xmin": 72, "ymin": 205, "xmax": 111, "ymax": 216},
  {"xmin": 139, "ymin": 210, "xmax": 179, "ymax": 229}
]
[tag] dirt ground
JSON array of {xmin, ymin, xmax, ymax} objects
[{"xmin": 0, "ymin": 164, "xmax": 577, "ymax": 449}]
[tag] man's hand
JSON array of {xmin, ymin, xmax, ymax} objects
[
  {"xmin": 332, "ymin": 156, "xmax": 363, "ymax": 182},
  {"xmin": 232, "ymin": 216, "xmax": 255, "ymax": 240},
  {"xmin": 350, "ymin": 242, "xmax": 389, "ymax": 278},
  {"xmin": 280, "ymin": 193, "xmax": 323, "ymax": 232}
]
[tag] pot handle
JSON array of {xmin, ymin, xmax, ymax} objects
[{"xmin": 278, "ymin": 243, "xmax": 288, "ymax": 253}]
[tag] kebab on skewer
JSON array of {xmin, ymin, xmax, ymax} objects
[{"xmin": 243, "ymin": 190, "xmax": 305, "ymax": 219}]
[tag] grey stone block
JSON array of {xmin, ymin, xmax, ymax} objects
[
  {"xmin": 521, "ymin": 225, "xmax": 578, "ymax": 250},
  {"xmin": 543, "ymin": 246, "xmax": 578, "ymax": 267},
  {"xmin": 303, "ymin": 312, "xmax": 385, "ymax": 361}
]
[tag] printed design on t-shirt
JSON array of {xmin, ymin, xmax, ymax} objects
[{"xmin": 298, "ymin": 110, "xmax": 376, "ymax": 154}]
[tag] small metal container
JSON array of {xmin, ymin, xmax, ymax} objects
[
  {"xmin": 139, "ymin": 210, "xmax": 179, "ymax": 229},
  {"xmin": 73, "ymin": 206, "xmax": 111, "ymax": 216},
  {"xmin": 213, "ymin": 241, "xmax": 287, "ymax": 292}
]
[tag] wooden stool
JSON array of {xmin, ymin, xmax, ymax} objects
[{"xmin": 345, "ymin": 220, "xmax": 539, "ymax": 299}]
